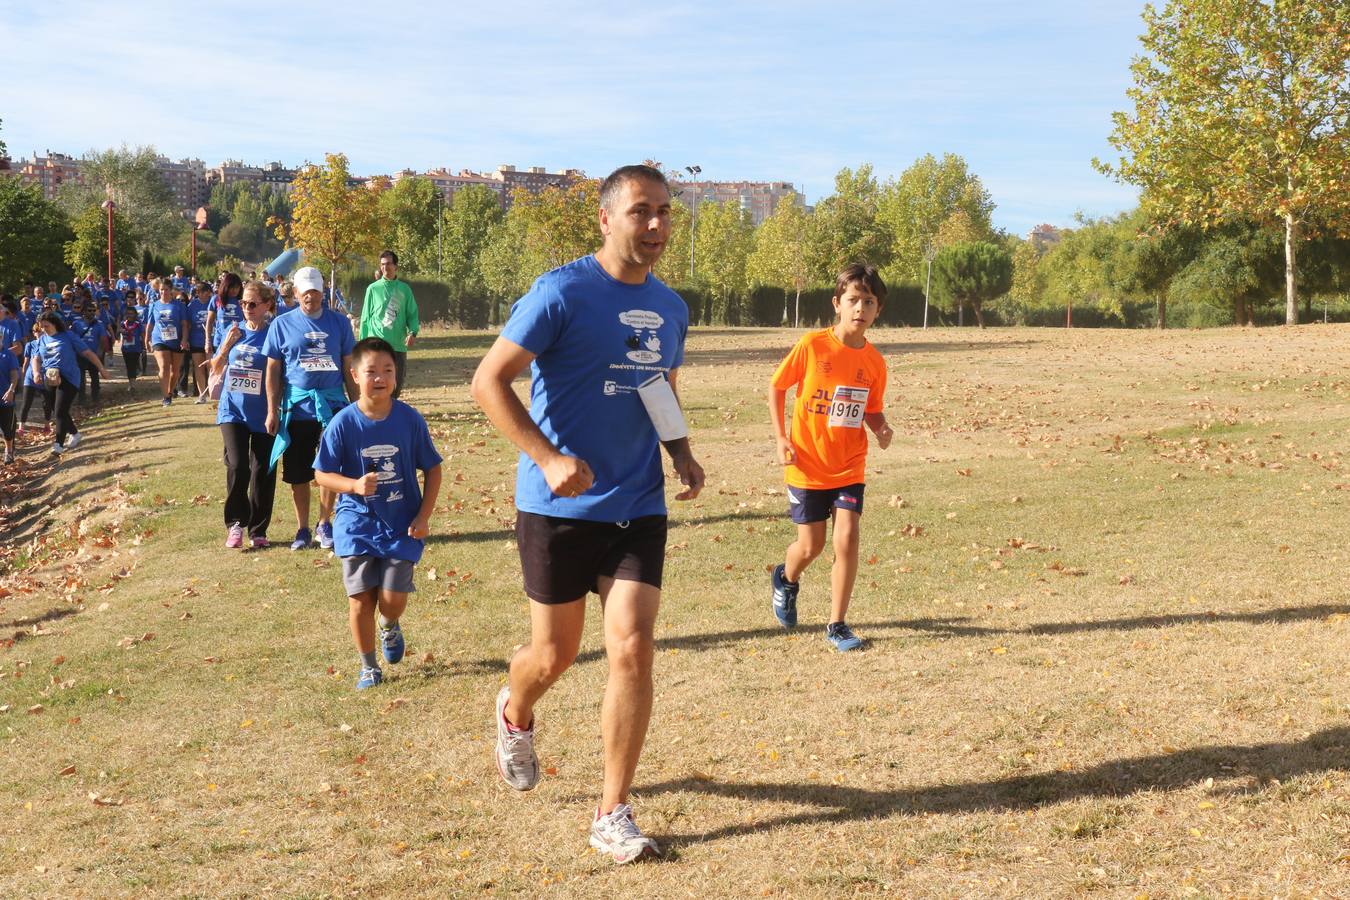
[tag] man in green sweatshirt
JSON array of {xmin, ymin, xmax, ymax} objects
[{"xmin": 357, "ymin": 250, "xmax": 420, "ymax": 397}]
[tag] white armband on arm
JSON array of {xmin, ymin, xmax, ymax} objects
[{"xmin": 637, "ymin": 372, "xmax": 688, "ymax": 442}]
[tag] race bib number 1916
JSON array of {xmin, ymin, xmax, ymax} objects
[{"xmin": 827, "ymin": 386, "xmax": 869, "ymax": 429}]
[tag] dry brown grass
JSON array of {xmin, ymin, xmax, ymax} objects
[{"xmin": 2, "ymin": 325, "xmax": 1348, "ymax": 898}]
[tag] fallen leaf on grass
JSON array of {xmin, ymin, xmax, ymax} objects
[
  {"xmin": 1119, "ymin": 574, "xmax": 1135, "ymax": 586},
  {"xmin": 421, "ymin": 652, "xmax": 435, "ymax": 664},
  {"xmin": 900, "ymin": 524, "xmax": 925, "ymax": 538},
  {"xmin": 88, "ymin": 792, "xmax": 123, "ymax": 807},
  {"xmin": 544, "ymin": 766, "xmax": 559, "ymax": 776},
  {"xmin": 28, "ymin": 704, "xmax": 43, "ymax": 714},
  {"xmin": 956, "ymin": 468, "xmax": 972, "ymax": 477},
  {"xmin": 887, "ymin": 495, "xmax": 908, "ymax": 508},
  {"xmin": 339, "ymin": 723, "xmax": 353, "ymax": 733},
  {"xmin": 58, "ymin": 765, "xmax": 76, "ymax": 777},
  {"xmin": 382, "ymin": 698, "xmax": 408, "ymax": 714}
]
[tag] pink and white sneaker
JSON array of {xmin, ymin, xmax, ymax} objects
[
  {"xmin": 590, "ymin": 803, "xmax": 661, "ymax": 864},
  {"xmin": 225, "ymin": 523, "xmax": 244, "ymax": 548},
  {"xmin": 250, "ymin": 535, "xmax": 269, "ymax": 549}
]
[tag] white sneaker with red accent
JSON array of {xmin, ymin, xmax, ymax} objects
[
  {"xmin": 589, "ymin": 804, "xmax": 661, "ymax": 864},
  {"xmin": 494, "ymin": 685, "xmax": 539, "ymax": 791}
]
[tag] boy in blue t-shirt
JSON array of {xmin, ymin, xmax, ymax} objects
[{"xmin": 314, "ymin": 337, "xmax": 442, "ymax": 690}]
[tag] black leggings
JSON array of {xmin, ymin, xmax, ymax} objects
[
  {"xmin": 0, "ymin": 406, "xmax": 14, "ymax": 442},
  {"xmin": 122, "ymin": 350, "xmax": 142, "ymax": 380},
  {"xmin": 77, "ymin": 357, "xmax": 100, "ymax": 403},
  {"xmin": 53, "ymin": 379, "xmax": 78, "ymax": 445},
  {"xmin": 18, "ymin": 384, "xmax": 52, "ymax": 424},
  {"xmin": 221, "ymin": 423, "xmax": 278, "ymax": 538}
]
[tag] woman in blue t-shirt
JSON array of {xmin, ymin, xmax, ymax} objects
[
  {"xmin": 212, "ymin": 281, "xmax": 278, "ymax": 549},
  {"xmin": 147, "ymin": 286, "xmax": 188, "ymax": 407},
  {"xmin": 0, "ymin": 344, "xmax": 19, "ymax": 464},
  {"xmin": 33, "ymin": 312, "xmax": 108, "ymax": 456},
  {"xmin": 17, "ymin": 321, "xmax": 52, "ymax": 435}
]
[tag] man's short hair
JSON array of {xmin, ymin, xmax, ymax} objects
[
  {"xmin": 352, "ymin": 336, "xmax": 397, "ymax": 368},
  {"xmin": 599, "ymin": 165, "xmax": 670, "ymax": 211},
  {"xmin": 379, "ymin": 250, "xmax": 398, "ymax": 265},
  {"xmin": 834, "ymin": 262, "xmax": 887, "ymax": 303}
]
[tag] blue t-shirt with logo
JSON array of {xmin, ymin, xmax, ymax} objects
[
  {"xmin": 260, "ymin": 307, "xmax": 354, "ymax": 422},
  {"xmin": 35, "ymin": 331, "xmax": 89, "ymax": 385},
  {"xmin": 70, "ymin": 318, "xmax": 107, "ymax": 354},
  {"xmin": 0, "ymin": 348, "xmax": 19, "ymax": 406},
  {"xmin": 216, "ymin": 324, "xmax": 271, "ymax": 432},
  {"xmin": 187, "ymin": 299, "xmax": 210, "ymax": 349},
  {"xmin": 120, "ymin": 320, "xmax": 145, "ymax": 353},
  {"xmin": 148, "ymin": 299, "xmax": 187, "ymax": 347},
  {"xmin": 22, "ymin": 341, "xmax": 41, "ymax": 387},
  {"xmin": 501, "ymin": 254, "xmax": 688, "ymax": 523},
  {"xmin": 0, "ymin": 317, "xmax": 22, "ymax": 350},
  {"xmin": 212, "ymin": 294, "xmax": 243, "ymax": 347},
  {"xmin": 314, "ymin": 400, "xmax": 442, "ymax": 563}
]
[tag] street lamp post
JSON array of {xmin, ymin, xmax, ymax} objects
[
  {"xmin": 684, "ymin": 165, "xmax": 701, "ymax": 281},
  {"xmin": 436, "ymin": 191, "xmax": 444, "ymax": 277},
  {"xmin": 100, "ymin": 199, "xmax": 116, "ymax": 283},
  {"xmin": 922, "ymin": 243, "xmax": 935, "ymax": 329}
]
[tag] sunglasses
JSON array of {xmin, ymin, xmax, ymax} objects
[{"xmin": 240, "ymin": 300, "xmax": 267, "ymax": 309}]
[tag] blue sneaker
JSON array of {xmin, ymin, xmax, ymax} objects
[
  {"xmin": 290, "ymin": 527, "xmax": 312, "ymax": 551},
  {"xmin": 826, "ymin": 622, "xmax": 863, "ymax": 652},
  {"xmin": 316, "ymin": 521, "xmax": 334, "ymax": 550},
  {"xmin": 379, "ymin": 621, "xmax": 405, "ymax": 664},
  {"xmin": 356, "ymin": 665, "xmax": 383, "ymax": 689},
  {"xmin": 771, "ymin": 564, "xmax": 798, "ymax": 629}
]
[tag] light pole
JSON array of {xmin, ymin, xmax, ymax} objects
[
  {"xmin": 100, "ymin": 199, "xmax": 116, "ymax": 283},
  {"xmin": 922, "ymin": 243, "xmax": 935, "ymax": 329},
  {"xmin": 436, "ymin": 191, "xmax": 444, "ymax": 277},
  {"xmin": 684, "ymin": 165, "xmax": 701, "ymax": 281}
]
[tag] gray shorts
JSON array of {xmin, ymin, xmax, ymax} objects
[{"xmin": 341, "ymin": 555, "xmax": 417, "ymax": 597}]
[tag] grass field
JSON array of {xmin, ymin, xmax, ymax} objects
[{"xmin": 1, "ymin": 325, "xmax": 1348, "ymax": 898}]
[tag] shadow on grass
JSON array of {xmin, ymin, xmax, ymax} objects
[
  {"xmin": 4, "ymin": 607, "xmax": 80, "ymax": 646},
  {"xmin": 640, "ymin": 725, "xmax": 1350, "ymax": 847},
  {"xmin": 449, "ymin": 603, "xmax": 1350, "ymax": 676}
]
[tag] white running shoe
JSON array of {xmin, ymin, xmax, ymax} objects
[
  {"xmin": 494, "ymin": 685, "xmax": 539, "ymax": 791},
  {"xmin": 64, "ymin": 432, "xmax": 82, "ymax": 451},
  {"xmin": 589, "ymin": 804, "xmax": 661, "ymax": 864}
]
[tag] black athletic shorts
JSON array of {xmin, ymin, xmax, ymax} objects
[
  {"xmin": 514, "ymin": 510, "xmax": 667, "ymax": 604},
  {"xmin": 787, "ymin": 482, "xmax": 865, "ymax": 524},
  {"xmin": 151, "ymin": 343, "xmax": 178, "ymax": 353},
  {"xmin": 282, "ymin": 418, "xmax": 323, "ymax": 485},
  {"xmin": 189, "ymin": 345, "xmax": 205, "ymax": 354}
]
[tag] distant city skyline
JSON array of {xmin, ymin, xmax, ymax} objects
[{"xmin": 5, "ymin": 0, "xmax": 1147, "ymax": 235}]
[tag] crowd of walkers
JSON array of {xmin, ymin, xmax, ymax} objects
[{"xmin": 3, "ymin": 165, "xmax": 896, "ymax": 865}]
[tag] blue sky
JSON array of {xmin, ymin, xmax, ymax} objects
[{"xmin": 4, "ymin": 0, "xmax": 1144, "ymax": 235}]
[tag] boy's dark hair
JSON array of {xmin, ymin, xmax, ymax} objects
[
  {"xmin": 834, "ymin": 262, "xmax": 887, "ymax": 303},
  {"xmin": 37, "ymin": 311, "xmax": 67, "ymax": 333},
  {"xmin": 351, "ymin": 337, "xmax": 397, "ymax": 368},
  {"xmin": 379, "ymin": 249, "xmax": 398, "ymax": 264},
  {"xmin": 599, "ymin": 164, "xmax": 670, "ymax": 211}
]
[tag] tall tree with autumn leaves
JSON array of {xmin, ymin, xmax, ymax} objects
[
  {"xmin": 275, "ymin": 153, "xmax": 385, "ymax": 303},
  {"xmin": 1097, "ymin": 0, "xmax": 1350, "ymax": 325}
]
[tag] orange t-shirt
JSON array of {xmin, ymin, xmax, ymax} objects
[{"xmin": 771, "ymin": 328, "xmax": 888, "ymax": 489}]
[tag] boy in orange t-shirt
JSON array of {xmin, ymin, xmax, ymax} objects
[{"xmin": 768, "ymin": 263, "xmax": 893, "ymax": 651}]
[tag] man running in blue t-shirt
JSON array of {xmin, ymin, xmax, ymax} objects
[{"xmin": 472, "ymin": 164, "xmax": 705, "ymax": 865}]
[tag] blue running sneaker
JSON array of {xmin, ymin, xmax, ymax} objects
[
  {"xmin": 771, "ymin": 564, "xmax": 799, "ymax": 629},
  {"xmin": 316, "ymin": 521, "xmax": 334, "ymax": 550},
  {"xmin": 290, "ymin": 527, "xmax": 312, "ymax": 551},
  {"xmin": 356, "ymin": 665, "xmax": 383, "ymax": 689},
  {"xmin": 826, "ymin": 622, "xmax": 863, "ymax": 652},
  {"xmin": 379, "ymin": 621, "xmax": 405, "ymax": 664}
]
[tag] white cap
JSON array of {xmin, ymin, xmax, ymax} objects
[{"xmin": 292, "ymin": 266, "xmax": 324, "ymax": 295}]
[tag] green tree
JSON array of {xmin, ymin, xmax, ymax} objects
[
  {"xmin": 378, "ymin": 176, "xmax": 441, "ymax": 276},
  {"xmin": 694, "ymin": 200, "xmax": 755, "ymax": 325},
  {"xmin": 876, "ymin": 153, "xmax": 995, "ymax": 283},
  {"xmin": 931, "ymin": 240, "xmax": 1013, "ymax": 328},
  {"xmin": 441, "ymin": 185, "xmax": 504, "ymax": 309},
  {"xmin": 476, "ymin": 218, "xmax": 530, "ymax": 327},
  {"xmin": 1007, "ymin": 237, "xmax": 1048, "ymax": 321},
  {"xmin": 807, "ymin": 165, "xmax": 890, "ymax": 282},
  {"xmin": 1039, "ymin": 218, "xmax": 1130, "ymax": 326},
  {"xmin": 64, "ymin": 204, "xmax": 138, "ymax": 277},
  {"xmin": 57, "ymin": 145, "xmax": 186, "ymax": 255},
  {"xmin": 1097, "ymin": 0, "xmax": 1350, "ymax": 325},
  {"xmin": 747, "ymin": 195, "xmax": 814, "ymax": 325},
  {"xmin": 0, "ymin": 178, "xmax": 73, "ymax": 289},
  {"xmin": 651, "ymin": 197, "xmax": 693, "ymax": 290},
  {"xmin": 276, "ymin": 153, "xmax": 385, "ymax": 294},
  {"xmin": 1166, "ymin": 219, "xmax": 1283, "ymax": 325}
]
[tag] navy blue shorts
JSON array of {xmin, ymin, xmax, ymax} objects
[{"xmin": 787, "ymin": 483, "xmax": 865, "ymax": 524}]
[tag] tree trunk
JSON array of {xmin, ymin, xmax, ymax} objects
[
  {"xmin": 793, "ymin": 287, "xmax": 801, "ymax": 328},
  {"xmin": 958, "ymin": 302, "xmax": 964, "ymax": 327},
  {"xmin": 1157, "ymin": 295, "xmax": 1166, "ymax": 330},
  {"xmin": 1235, "ymin": 295, "xmax": 1248, "ymax": 327},
  {"xmin": 1066, "ymin": 297, "xmax": 1073, "ymax": 328},
  {"xmin": 1285, "ymin": 213, "xmax": 1299, "ymax": 326},
  {"xmin": 973, "ymin": 301, "xmax": 985, "ymax": 329}
]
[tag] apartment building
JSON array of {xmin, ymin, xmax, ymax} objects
[
  {"xmin": 14, "ymin": 151, "xmax": 84, "ymax": 201},
  {"xmin": 671, "ymin": 180, "xmax": 804, "ymax": 226}
]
